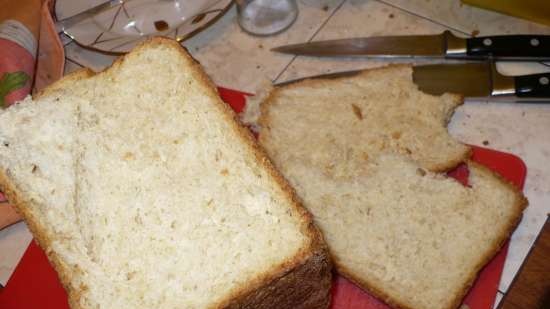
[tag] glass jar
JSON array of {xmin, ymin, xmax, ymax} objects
[{"xmin": 235, "ymin": 0, "xmax": 298, "ymax": 36}]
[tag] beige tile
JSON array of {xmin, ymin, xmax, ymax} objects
[
  {"xmin": 378, "ymin": 0, "xmax": 550, "ymax": 35},
  {"xmin": 276, "ymin": 0, "xmax": 454, "ymax": 83},
  {"xmin": 449, "ymin": 101, "xmax": 550, "ymax": 292},
  {"xmin": 183, "ymin": 2, "xmax": 345, "ymax": 93},
  {"xmin": 63, "ymin": 58, "xmax": 84, "ymax": 75},
  {"xmin": 0, "ymin": 222, "xmax": 31, "ymax": 286},
  {"xmin": 64, "ymin": 42, "xmax": 118, "ymax": 72}
]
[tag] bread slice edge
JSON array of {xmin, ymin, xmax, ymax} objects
[
  {"xmin": 329, "ymin": 161, "xmax": 527, "ymax": 309},
  {"xmin": 0, "ymin": 37, "xmax": 332, "ymax": 309}
]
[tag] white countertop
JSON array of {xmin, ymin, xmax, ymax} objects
[{"xmin": 1, "ymin": 1, "xmax": 549, "ymax": 307}]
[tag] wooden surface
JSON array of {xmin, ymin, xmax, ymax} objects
[{"xmin": 499, "ymin": 216, "xmax": 550, "ymax": 309}]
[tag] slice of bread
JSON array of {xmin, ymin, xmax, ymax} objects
[
  {"xmin": 260, "ymin": 65, "xmax": 471, "ymax": 174},
  {"xmin": 258, "ymin": 65, "xmax": 527, "ymax": 309},
  {"xmin": 0, "ymin": 38, "xmax": 331, "ymax": 309}
]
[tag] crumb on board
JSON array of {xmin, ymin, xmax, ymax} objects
[{"xmin": 351, "ymin": 104, "xmax": 363, "ymax": 120}]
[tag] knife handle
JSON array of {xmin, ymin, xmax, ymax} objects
[
  {"xmin": 515, "ymin": 72, "xmax": 550, "ymax": 98},
  {"xmin": 466, "ymin": 35, "xmax": 550, "ymax": 59}
]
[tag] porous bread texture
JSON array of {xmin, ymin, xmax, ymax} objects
[
  {"xmin": 271, "ymin": 153, "xmax": 525, "ymax": 309},
  {"xmin": 0, "ymin": 38, "xmax": 331, "ymax": 309},
  {"xmin": 258, "ymin": 65, "xmax": 527, "ymax": 309},
  {"xmin": 261, "ymin": 65, "xmax": 470, "ymax": 174}
]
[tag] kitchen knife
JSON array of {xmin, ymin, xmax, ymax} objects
[
  {"xmin": 272, "ymin": 30, "xmax": 550, "ymax": 61},
  {"xmin": 275, "ymin": 62, "xmax": 550, "ymax": 99}
]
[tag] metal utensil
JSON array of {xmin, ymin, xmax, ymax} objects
[
  {"xmin": 272, "ymin": 30, "xmax": 550, "ymax": 61},
  {"xmin": 275, "ymin": 62, "xmax": 550, "ymax": 100}
]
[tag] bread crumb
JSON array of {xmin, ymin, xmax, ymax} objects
[
  {"xmin": 471, "ymin": 30, "xmax": 479, "ymax": 37},
  {"xmin": 482, "ymin": 140, "xmax": 489, "ymax": 146},
  {"xmin": 240, "ymin": 78, "xmax": 273, "ymax": 130},
  {"xmin": 351, "ymin": 104, "xmax": 363, "ymax": 120},
  {"xmin": 123, "ymin": 152, "xmax": 135, "ymax": 160},
  {"xmin": 154, "ymin": 20, "xmax": 169, "ymax": 31},
  {"xmin": 221, "ymin": 168, "xmax": 229, "ymax": 176},
  {"xmin": 392, "ymin": 132, "xmax": 401, "ymax": 139},
  {"xmin": 126, "ymin": 271, "xmax": 137, "ymax": 280}
]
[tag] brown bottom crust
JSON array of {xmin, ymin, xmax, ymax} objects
[{"xmin": 222, "ymin": 248, "xmax": 332, "ymax": 309}]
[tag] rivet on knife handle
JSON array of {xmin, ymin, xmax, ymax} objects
[
  {"xmin": 466, "ymin": 35, "xmax": 550, "ymax": 59},
  {"xmin": 515, "ymin": 72, "xmax": 550, "ymax": 98}
]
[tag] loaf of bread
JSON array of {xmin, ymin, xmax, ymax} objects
[
  {"xmin": 258, "ymin": 65, "xmax": 527, "ymax": 309},
  {"xmin": 0, "ymin": 38, "xmax": 331, "ymax": 309}
]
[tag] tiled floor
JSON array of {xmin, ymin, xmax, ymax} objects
[{"xmin": 1, "ymin": 1, "xmax": 549, "ymax": 307}]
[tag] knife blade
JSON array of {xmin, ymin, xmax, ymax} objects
[
  {"xmin": 275, "ymin": 62, "xmax": 550, "ymax": 100},
  {"xmin": 272, "ymin": 30, "xmax": 550, "ymax": 61}
]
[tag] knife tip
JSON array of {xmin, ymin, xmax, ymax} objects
[
  {"xmin": 270, "ymin": 46, "xmax": 292, "ymax": 54},
  {"xmin": 270, "ymin": 47, "xmax": 283, "ymax": 52}
]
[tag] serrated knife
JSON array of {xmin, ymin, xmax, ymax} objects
[
  {"xmin": 272, "ymin": 30, "xmax": 550, "ymax": 61},
  {"xmin": 275, "ymin": 62, "xmax": 550, "ymax": 100}
]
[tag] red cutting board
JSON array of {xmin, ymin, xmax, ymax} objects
[{"xmin": 0, "ymin": 88, "xmax": 526, "ymax": 309}]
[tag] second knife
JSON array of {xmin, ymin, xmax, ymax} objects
[
  {"xmin": 276, "ymin": 62, "xmax": 550, "ymax": 99},
  {"xmin": 272, "ymin": 31, "xmax": 550, "ymax": 61}
]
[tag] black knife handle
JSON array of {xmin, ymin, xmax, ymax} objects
[
  {"xmin": 467, "ymin": 35, "xmax": 550, "ymax": 58},
  {"xmin": 515, "ymin": 72, "xmax": 550, "ymax": 98}
]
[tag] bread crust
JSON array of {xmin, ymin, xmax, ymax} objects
[
  {"xmin": 0, "ymin": 170, "xmax": 86, "ymax": 309},
  {"xmin": 0, "ymin": 67, "xmax": 96, "ymax": 309},
  {"xmin": 0, "ymin": 37, "xmax": 332, "ymax": 309}
]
